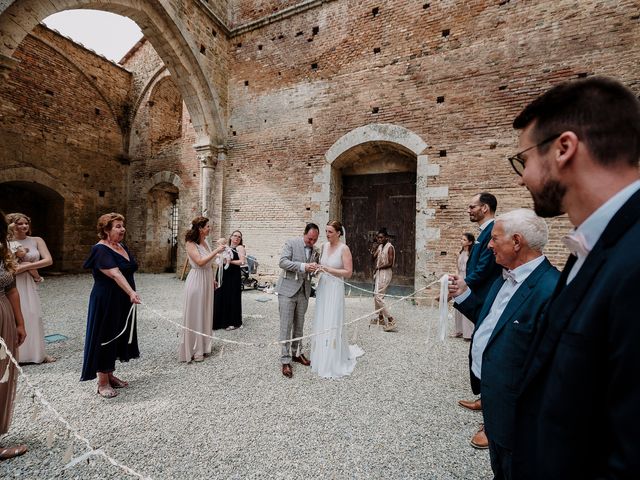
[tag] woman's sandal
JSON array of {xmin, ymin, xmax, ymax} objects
[
  {"xmin": 97, "ymin": 384, "xmax": 118, "ymax": 398},
  {"xmin": 0, "ymin": 444, "xmax": 28, "ymax": 460},
  {"xmin": 109, "ymin": 375, "xmax": 129, "ymax": 389}
]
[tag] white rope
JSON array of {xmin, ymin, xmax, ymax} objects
[
  {"xmin": 145, "ymin": 274, "xmax": 444, "ymax": 347},
  {"xmin": 0, "ymin": 336, "xmax": 151, "ymax": 479}
]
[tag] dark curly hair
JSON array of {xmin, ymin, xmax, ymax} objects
[{"xmin": 185, "ymin": 216, "xmax": 209, "ymax": 243}]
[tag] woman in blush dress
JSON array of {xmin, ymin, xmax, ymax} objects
[
  {"xmin": 452, "ymin": 233, "xmax": 475, "ymax": 340},
  {"xmin": 0, "ymin": 211, "xmax": 28, "ymax": 460},
  {"xmin": 5, "ymin": 213, "xmax": 54, "ymax": 364},
  {"xmin": 178, "ymin": 217, "xmax": 226, "ymax": 363},
  {"xmin": 81, "ymin": 213, "xmax": 141, "ymax": 398},
  {"xmin": 212, "ymin": 230, "xmax": 245, "ymax": 331},
  {"xmin": 310, "ymin": 220, "xmax": 364, "ymax": 379}
]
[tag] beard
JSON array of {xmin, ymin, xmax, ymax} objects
[{"xmin": 530, "ymin": 178, "xmax": 566, "ymax": 218}]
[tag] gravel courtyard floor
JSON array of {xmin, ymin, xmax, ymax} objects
[{"xmin": 1, "ymin": 273, "xmax": 492, "ymax": 479}]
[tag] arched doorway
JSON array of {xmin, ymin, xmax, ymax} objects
[
  {"xmin": 145, "ymin": 183, "xmax": 179, "ymax": 273},
  {"xmin": 0, "ymin": 181, "xmax": 64, "ymax": 270},
  {"xmin": 316, "ymin": 124, "xmax": 432, "ymax": 290},
  {"xmin": 336, "ymin": 143, "xmax": 417, "ymax": 286}
]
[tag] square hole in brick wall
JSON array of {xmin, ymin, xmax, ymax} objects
[
  {"xmin": 311, "ymin": 63, "xmax": 318, "ymax": 70},
  {"xmin": 442, "ymin": 29, "xmax": 450, "ymax": 37},
  {"xmin": 439, "ymin": 150, "xmax": 447, "ymax": 157},
  {"xmin": 211, "ymin": 28, "xmax": 217, "ymax": 37},
  {"xmin": 373, "ymin": 47, "xmax": 381, "ymax": 54},
  {"xmin": 423, "ymin": 3, "xmax": 430, "ymax": 8},
  {"xmin": 296, "ymin": 31, "xmax": 303, "ymax": 36},
  {"xmin": 436, "ymin": 96, "xmax": 445, "ymax": 103},
  {"xmin": 200, "ymin": 45, "xmax": 206, "ymax": 54},
  {"xmin": 98, "ymin": 191, "xmax": 105, "ymax": 197},
  {"xmin": 312, "ymin": 26, "xmax": 319, "ymax": 35},
  {"xmin": 258, "ymin": 44, "xmax": 263, "ymax": 50},
  {"xmin": 372, "ymin": 107, "xmax": 380, "ymax": 114},
  {"xmin": 372, "ymin": 7, "xmax": 379, "ymax": 17},
  {"xmin": 308, "ymin": 118, "xmax": 313, "ymax": 124},
  {"xmin": 244, "ymin": 80, "xmax": 249, "ymax": 86}
]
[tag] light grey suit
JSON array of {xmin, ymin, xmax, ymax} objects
[{"xmin": 276, "ymin": 236, "xmax": 319, "ymax": 364}]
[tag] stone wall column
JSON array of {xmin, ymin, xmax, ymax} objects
[
  {"xmin": 211, "ymin": 144, "xmax": 226, "ymax": 240},
  {"xmin": 195, "ymin": 144, "xmax": 216, "ymax": 218}
]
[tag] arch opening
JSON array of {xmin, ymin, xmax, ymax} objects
[{"xmin": 0, "ymin": 181, "xmax": 65, "ymax": 271}]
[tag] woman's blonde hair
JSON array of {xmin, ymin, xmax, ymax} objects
[
  {"xmin": 97, "ymin": 213, "xmax": 125, "ymax": 240},
  {"xmin": 6, "ymin": 212, "xmax": 32, "ymax": 236}
]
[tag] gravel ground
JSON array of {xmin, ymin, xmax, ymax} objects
[{"xmin": 1, "ymin": 273, "xmax": 491, "ymax": 479}]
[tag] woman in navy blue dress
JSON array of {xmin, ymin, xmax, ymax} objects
[{"xmin": 81, "ymin": 213, "xmax": 141, "ymax": 398}]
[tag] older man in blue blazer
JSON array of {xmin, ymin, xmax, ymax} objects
[
  {"xmin": 450, "ymin": 209, "xmax": 560, "ymax": 479},
  {"xmin": 509, "ymin": 77, "xmax": 640, "ymax": 479}
]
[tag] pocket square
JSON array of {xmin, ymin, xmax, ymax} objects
[{"xmin": 513, "ymin": 320, "xmax": 520, "ymax": 324}]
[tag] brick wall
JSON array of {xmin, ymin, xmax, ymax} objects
[
  {"xmin": 0, "ymin": 25, "xmax": 132, "ymax": 270},
  {"xmin": 224, "ymin": 0, "xmax": 640, "ymax": 283}
]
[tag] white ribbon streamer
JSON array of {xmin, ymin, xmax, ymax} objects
[
  {"xmin": 101, "ymin": 304, "xmax": 137, "ymax": 346},
  {"xmin": 438, "ymin": 274, "xmax": 450, "ymax": 342}
]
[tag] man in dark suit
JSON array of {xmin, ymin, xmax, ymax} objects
[
  {"xmin": 508, "ymin": 76, "xmax": 640, "ymax": 479},
  {"xmin": 463, "ymin": 192, "xmax": 503, "ymax": 305},
  {"xmin": 450, "ymin": 208, "xmax": 560, "ymax": 479},
  {"xmin": 455, "ymin": 193, "xmax": 503, "ymax": 423}
]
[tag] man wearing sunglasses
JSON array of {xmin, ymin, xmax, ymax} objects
[{"xmin": 509, "ymin": 77, "xmax": 640, "ymax": 479}]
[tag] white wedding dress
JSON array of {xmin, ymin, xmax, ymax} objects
[{"xmin": 310, "ymin": 242, "xmax": 364, "ymax": 379}]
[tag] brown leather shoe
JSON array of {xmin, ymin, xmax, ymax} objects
[
  {"xmin": 470, "ymin": 424, "xmax": 489, "ymax": 449},
  {"xmin": 292, "ymin": 354, "xmax": 311, "ymax": 366},
  {"xmin": 282, "ymin": 364, "xmax": 293, "ymax": 378},
  {"xmin": 458, "ymin": 398, "xmax": 482, "ymax": 411}
]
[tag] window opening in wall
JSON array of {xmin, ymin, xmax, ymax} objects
[{"xmin": 170, "ymin": 200, "xmax": 179, "ymax": 272}]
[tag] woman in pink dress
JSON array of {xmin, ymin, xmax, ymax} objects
[
  {"xmin": 178, "ymin": 217, "xmax": 226, "ymax": 363},
  {"xmin": 452, "ymin": 233, "xmax": 475, "ymax": 340},
  {"xmin": 0, "ymin": 211, "xmax": 28, "ymax": 460},
  {"xmin": 6, "ymin": 213, "xmax": 54, "ymax": 363}
]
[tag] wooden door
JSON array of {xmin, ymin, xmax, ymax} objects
[{"xmin": 342, "ymin": 172, "xmax": 416, "ymax": 286}]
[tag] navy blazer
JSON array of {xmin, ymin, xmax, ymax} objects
[
  {"xmin": 464, "ymin": 220, "xmax": 502, "ymax": 304},
  {"xmin": 512, "ymin": 188, "xmax": 640, "ymax": 480},
  {"xmin": 455, "ymin": 258, "xmax": 560, "ymax": 448}
]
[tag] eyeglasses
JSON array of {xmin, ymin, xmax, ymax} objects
[{"xmin": 508, "ymin": 133, "xmax": 561, "ymax": 176}]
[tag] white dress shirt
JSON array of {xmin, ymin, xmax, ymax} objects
[
  {"xmin": 566, "ymin": 180, "xmax": 640, "ymax": 284},
  {"xmin": 456, "ymin": 255, "xmax": 546, "ymax": 379}
]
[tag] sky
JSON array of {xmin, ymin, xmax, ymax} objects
[{"xmin": 42, "ymin": 10, "xmax": 143, "ymax": 63}]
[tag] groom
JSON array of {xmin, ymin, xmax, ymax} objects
[{"xmin": 276, "ymin": 223, "xmax": 320, "ymax": 378}]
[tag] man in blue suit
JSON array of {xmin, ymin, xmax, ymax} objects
[
  {"xmin": 455, "ymin": 193, "xmax": 503, "ymax": 420},
  {"xmin": 463, "ymin": 192, "xmax": 503, "ymax": 305},
  {"xmin": 450, "ymin": 209, "xmax": 560, "ymax": 478},
  {"xmin": 509, "ymin": 77, "xmax": 640, "ymax": 479}
]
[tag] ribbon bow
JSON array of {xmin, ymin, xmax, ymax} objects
[{"xmin": 562, "ymin": 230, "xmax": 590, "ymax": 257}]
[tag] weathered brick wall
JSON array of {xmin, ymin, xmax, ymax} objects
[
  {"xmin": 229, "ymin": 0, "xmax": 306, "ymax": 27},
  {"xmin": 225, "ymin": 0, "xmax": 640, "ymax": 283},
  {"xmin": 122, "ymin": 40, "xmax": 201, "ymax": 273},
  {"xmin": 0, "ymin": 25, "xmax": 131, "ymax": 270}
]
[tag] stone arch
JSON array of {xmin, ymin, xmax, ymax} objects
[
  {"xmin": 0, "ymin": 0, "xmax": 224, "ymax": 146},
  {"xmin": 314, "ymin": 123, "xmax": 443, "ymax": 290},
  {"xmin": 136, "ymin": 171, "xmax": 183, "ymax": 273},
  {"xmin": 0, "ymin": 166, "xmax": 78, "ymax": 271}
]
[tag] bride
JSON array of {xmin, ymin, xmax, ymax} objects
[{"xmin": 310, "ymin": 220, "xmax": 364, "ymax": 379}]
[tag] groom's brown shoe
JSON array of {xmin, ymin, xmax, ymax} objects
[
  {"xmin": 292, "ymin": 354, "xmax": 311, "ymax": 366},
  {"xmin": 282, "ymin": 364, "xmax": 293, "ymax": 378}
]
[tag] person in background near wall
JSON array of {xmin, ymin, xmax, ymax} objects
[
  {"xmin": 213, "ymin": 230, "xmax": 246, "ymax": 331},
  {"xmin": 0, "ymin": 211, "xmax": 28, "ymax": 461},
  {"xmin": 5, "ymin": 213, "xmax": 54, "ymax": 364},
  {"xmin": 178, "ymin": 217, "xmax": 226, "ymax": 363},
  {"xmin": 451, "ymin": 232, "xmax": 475, "ymax": 341},
  {"xmin": 370, "ymin": 227, "xmax": 396, "ymax": 332},
  {"xmin": 452, "ymin": 192, "xmax": 503, "ymax": 415},
  {"xmin": 81, "ymin": 213, "xmax": 141, "ymax": 399}
]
